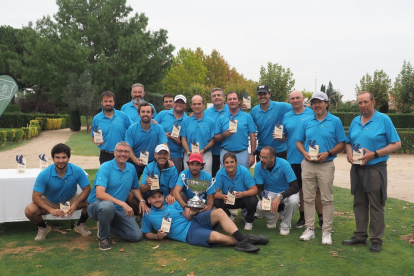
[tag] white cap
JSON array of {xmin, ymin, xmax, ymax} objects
[
  {"xmin": 174, "ymin": 94, "xmax": 187, "ymax": 103},
  {"xmin": 311, "ymin": 91, "xmax": 329, "ymax": 102},
  {"xmin": 155, "ymin": 144, "xmax": 169, "ymax": 153}
]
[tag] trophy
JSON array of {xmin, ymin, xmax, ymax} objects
[
  {"xmin": 242, "ymin": 92, "xmax": 251, "ymax": 109},
  {"xmin": 308, "ymin": 140, "xmax": 319, "ymax": 160},
  {"xmin": 352, "ymin": 143, "xmax": 364, "ymax": 165},
  {"xmin": 16, "ymin": 155, "xmax": 26, "ymax": 173},
  {"xmin": 181, "ymin": 173, "xmax": 215, "ymax": 208},
  {"xmin": 39, "ymin": 154, "xmax": 48, "ymax": 170}
]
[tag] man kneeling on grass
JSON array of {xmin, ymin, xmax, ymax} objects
[{"xmin": 142, "ymin": 189, "xmax": 269, "ymax": 252}]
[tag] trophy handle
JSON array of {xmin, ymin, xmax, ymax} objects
[
  {"xmin": 206, "ymin": 178, "xmax": 216, "ymax": 191},
  {"xmin": 180, "ymin": 173, "xmax": 188, "ymax": 189}
]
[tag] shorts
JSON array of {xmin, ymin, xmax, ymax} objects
[
  {"xmin": 41, "ymin": 193, "xmax": 80, "ymax": 212},
  {"xmin": 291, "ymin": 164, "xmax": 303, "ymax": 189},
  {"xmin": 185, "ymin": 210, "xmax": 218, "ymax": 247}
]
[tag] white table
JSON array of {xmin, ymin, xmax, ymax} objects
[{"xmin": 0, "ymin": 168, "xmax": 83, "ymax": 223}]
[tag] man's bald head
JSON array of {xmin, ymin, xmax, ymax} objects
[
  {"xmin": 289, "ymin": 90, "xmax": 304, "ymax": 99},
  {"xmin": 289, "ymin": 90, "xmax": 306, "ymax": 112}
]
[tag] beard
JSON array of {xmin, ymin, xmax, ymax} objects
[{"xmin": 133, "ymin": 98, "xmax": 143, "ymax": 105}]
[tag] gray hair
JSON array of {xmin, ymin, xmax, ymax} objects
[
  {"xmin": 115, "ymin": 141, "xmax": 131, "ymax": 149},
  {"xmin": 131, "ymin": 83, "xmax": 144, "ymax": 91},
  {"xmin": 211, "ymin": 88, "xmax": 224, "ymax": 97}
]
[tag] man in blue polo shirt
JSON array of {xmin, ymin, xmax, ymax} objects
[
  {"xmin": 204, "ymin": 88, "xmax": 229, "ymax": 177},
  {"xmin": 182, "ymin": 95, "xmax": 215, "ymax": 175},
  {"xmin": 121, "ymin": 83, "xmax": 157, "ymax": 122},
  {"xmin": 139, "ymin": 144, "xmax": 178, "ymax": 205},
  {"xmin": 91, "ymin": 91, "xmax": 133, "ymax": 164},
  {"xmin": 214, "ymin": 152, "xmax": 258, "ymax": 230},
  {"xmin": 143, "ymin": 189, "xmax": 268, "ymax": 252},
  {"xmin": 214, "ymin": 92, "xmax": 256, "ymax": 169},
  {"xmin": 342, "ymin": 92, "xmax": 401, "ymax": 253},
  {"xmin": 297, "ymin": 91, "xmax": 346, "ymax": 245},
  {"xmin": 88, "ymin": 141, "xmax": 150, "ymax": 250},
  {"xmin": 25, "ymin": 143, "xmax": 91, "ymax": 241},
  {"xmin": 173, "ymin": 153, "xmax": 215, "ymax": 219},
  {"xmin": 281, "ymin": 90, "xmax": 323, "ymax": 229},
  {"xmin": 125, "ymin": 102, "xmax": 168, "ymax": 179},
  {"xmin": 154, "ymin": 95, "xmax": 188, "ymax": 173},
  {"xmin": 250, "ymin": 84, "xmax": 292, "ymax": 161},
  {"xmin": 254, "ymin": 146, "xmax": 299, "ymax": 235}
]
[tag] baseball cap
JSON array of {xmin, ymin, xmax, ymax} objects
[
  {"xmin": 148, "ymin": 189, "xmax": 163, "ymax": 197},
  {"xmin": 257, "ymin": 84, "xmax": 270, "ymax": 94},
  {"xmin": 188, "ymin": 153, "xmax": 203, "ymax": 163},
  {"xmin": 155, "ymin": 144, "xmax": 169, "ymax": 153},
  {"xmin": 174, "ymin": 94, "xmax": 187, "ymax": 103},
  {"xmin": 310, "ymin": 91, "xmax": 329, "ymax": 102}
]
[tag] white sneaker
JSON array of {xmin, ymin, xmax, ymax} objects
[
  {"xmin": 244, "ymin": 222, "xmax": 253, "ymax": 230},
  {"xmin": 74, "ymin": 223, "xmax": 92, "ymax": 237},
  {"xmin": 322, "ymin": 231, "xmax": 332, "ymax": 245},
  {"xmin": 254, "ymin": 211, "xmax": 264, "ymax": 219},
  {"xmin": 267, "ymin": 222, "xmax": 277, "ymax": 229},
  {"xmin": 34, "ymin": 225, "xmax": 51, "ymax": 241},
  {"xmin": 300, "ymin": 228, "xmax": 315, "ymax": 241},
  {"xmin": 229, "ymin": 209, "xmax": 238, "ymax": 216},
  {"xmin": 280, "ymin": 227, "xmax": 290, "ymax": 235}
]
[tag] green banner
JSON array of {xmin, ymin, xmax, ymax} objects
[{"xmin": 0, "ymin": 74, "xmax": 19, "ymax": 117}]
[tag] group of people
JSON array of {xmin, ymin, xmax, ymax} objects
[{"xmin": 25, "ymin": 83, "xmax": 401, "ymax": 254}]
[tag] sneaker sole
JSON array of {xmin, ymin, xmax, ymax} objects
[
  {"xmin": 300, "ymin": 236, "xmax": 315, "ymax": 241},
  {"xmin": 280, "ymin": 232, "xmax": 290, "ymax": 236},
  {"xmin": 235, "ymin": 247, "xmax": 260, "ymax": 253},
  {"xmin": 99, "ymin": 246, "xmax": 111, "ymax": 251}
]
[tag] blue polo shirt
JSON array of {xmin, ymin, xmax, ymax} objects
[
  {"xmin": 346, "ymin": 110, "xmax": 400, "ymax": 166},
  {"xmin": 250, "ymin": 101, "xmax": 292, "ymax": 152},
  {"xmin": 125, "ymin": 121, "xmax": 168, "ymax": 162},
  {"xmin": 204, "ymin": 104, "xmax": 230, "ymax": 155},
  {"xmin": 91, "ymin": 109, "xmax": 133, "ymax": 152},
  {"xmin": 142, "ymin": 201, "xmax": 192, "ymax": 243},
  {"xmin": 33, "ymin": 163, "xmax": 89, "ymax": 204},
  {"xmin": 215, "ymin": 165, "xmax": 256, "ymax": 194},
  {"xmin": 214, "ymin": 109, "xmax": 256, "ymax": 152},
  {"xmin": 140, "ymin": 161, "xmax": 178, "ymax": 197},
  {"xmin": 282, "ymin": 106, "xmax": 315, "ymax": 164},
  {"xmin": 254, "ymin": 158, "xmax": 297, "ymax": 193},
  {"xmin": 154, "ymin": 109, "xmax": 187, "ymax": 159},
  {"xmin": 121, "ymin": 100, "xmax": 157, "ymax": 123},
  {"xmin": 297, "ymin": 112, "xmax": 346, "ymax": 162},
  {"xmin": 175, "ymin": 169, "xmax": 215, "ymax": 201},
  {"xmin": 181, "ymin": 114, "xmax": 215, "ymax": 152},
  {"xmin": 88, "ymin": 159, "xmax": 139, "ymax": 210}
]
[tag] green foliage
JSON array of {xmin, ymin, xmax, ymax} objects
[
  {"xmin": 393, "ymin": 60, "xmax": 414, "ymax": 113},
  {"xmin": 0, "ymin": 112, "xmax": 67, "ymax": 129},
  {"xmin": 387, "ymin": 114, "xmax": 414, "ymax": 128},
  {"xmin": 204, "ymin": 49, "xmax": 231, "ymax": 89},
  {"xmin": 13, "ymin": 129, "xmax": 24, "ymax": 141},
  {"xmin": 337, "ymin": 101, "xmax": 360, "ymax": 112},
  {"xmin": 145, "ymin": 92, "xmax": 164, "ymax": 114},
  {"xmin": 356, "ymin": 70, "xmax": 391, "ymax": 113},
  {"xmin": 69, "ymin": 110, "xmax": 81, "ymax": 131},
  {"xmin": 324, "ymin": 81, "xmax": 343, "ymax": 111},
  {"xmin": 259, "ymin": 62, "xmax": 295, "ymax": 102},
  {"xmin": 396, "ymin": 131, "xmax": 414, "ymax": 153},
  {"xmin": 65, "ymin": 129, "xmax": 100, "ymax": 156},
  {"xmin": 320, "ymin": 84, "xmax": 326, "ymax": 92},
  {"xmin": 4, "ymin": 104, "xmax": 21, "ymax": 113},
  {"xmin": 0, "ymin": 131, "xmax": 6, "ymax": 145}
]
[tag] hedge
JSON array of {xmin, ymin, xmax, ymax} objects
[
  {"xmin": 0, "ymin": 112, "xmax": 69, "ymax": 129},
  {"xmin": 4, "ymin": 104, "xmax": 21, "ymax": 113},
  {"xmin": 396, "ymin": 131, "xmax": 414, "ymax": 154},
  {"xmin": 0, "ymin": 126, "xmax": 40, "ymax": 147},
  {"xmin": 331, "ymin": 112, "xmax": 414, "ymax": 128}
]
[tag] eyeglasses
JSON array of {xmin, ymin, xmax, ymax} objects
[{"xmin": 115, "ymin": 149, "xmax": 130, "ymax": 154}]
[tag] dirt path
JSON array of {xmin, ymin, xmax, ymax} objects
[{"xmin": 1, "ymin": 129, "xmax": 413, "ymax": 202}]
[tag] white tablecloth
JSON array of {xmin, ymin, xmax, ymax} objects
[{"xmin": 0, "ymin": 169, "xmax": 83, "ymax": 223}]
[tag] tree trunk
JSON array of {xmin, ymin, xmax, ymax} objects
[{"xmin": 85, "ymin": 114, "xmax": 91, "ymax": 133}]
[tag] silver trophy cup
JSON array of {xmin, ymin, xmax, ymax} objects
[{"xmin": 181, "ymin": 173, "xmax": 215, "ymax": 208}]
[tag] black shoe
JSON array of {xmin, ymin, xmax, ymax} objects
[
  {"xmin": 342, "ymin": 237, "xmax": 367, "ymax": 246},
  {"xmin": 99, "ymin": 238, "xmax": 111, "ymax": 250},
  {"xmin": 294, "ymin": 217, "xmax": 305, "ymax": 228},
  {"xmin": 370, "ymin": 242, "xmax": 382, "ymax": 253},
  {"xmin": 245, "ymin": 234, "xmax": 269, "ymax": 245},
  {"xmin": 235, "ymin": 239, "xmax": 260, "ymax": 252}
]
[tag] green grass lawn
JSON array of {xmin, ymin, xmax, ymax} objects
[
  {"xmin": 65, "ymin": 129, "xmax": 100, "ymax": 156},
  {"xmin": 1, "ymin": 184, "xmax": 413, "ymax": 276}
]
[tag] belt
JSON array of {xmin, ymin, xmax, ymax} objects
[
  {"xmin": 100, "ymin": 149, "xmax": 114, "ymax": 154},
  {"xmin": 221, "ymin": 147, "xmax": 247, "ymax": 154}
]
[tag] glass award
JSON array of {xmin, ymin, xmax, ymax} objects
[
  {"xmin": 274, "ymin": 121, "xmax": 284, "ymax": 139},
  {"xmin": 262, "ymin": 191, "xmax": 271, "ymax": 211},
  {"xmin": 16, "ymin": 155, "xmax": 26, "ymax": 174},
  {"xmin": 92, "ymin": 126, "xmax": 103, "ymax": 144},
  {"xmin": 226, "ymin": 186, "xmax": 235, "ymax": 205},
  {"xmin": 352, "ymin": 143, "xmax": 364, "ymax": 165},
  {"xmin": 308, "ymin": 140, "xmax": 319, "ymax": 160},
  {"xmin": 242, "ymin": 93, "xmax": 251, "ymax": 109},
  {"xmin": 140, "ymin": 149, "xmax": 149, "ymax": 165},
  {"xmin": 161, "ymin": 211, "xmax": 171, "ymax": 233},
  {"xmin": 149, "ymin": 172, "xmax": 160, "ymax": 190},
  {"xmin": 59, "ymin": 198, "xmax": 70, "ymax": 216},
  {"xmin": 39, "ymin": 154, "xmax": 48, "ymax": 170},
  {"xmin": 228, "ymin": 115, "xmax": 238, "ymax": 133},
  {"xmin": 171, "ymin": 121, "xmax": 181, "ymax": 139},
  {"xmin": 190, "ymin": 139, "xmax": 200, "ymax": 153}
]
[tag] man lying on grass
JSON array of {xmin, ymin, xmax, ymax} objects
[{"xmin": 142, "ymin": 189, "xmax": 269, "ymax": 252}]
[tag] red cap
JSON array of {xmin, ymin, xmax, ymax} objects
[{"xmin": 188, "ymin": 153, "xmax": 203, "ymax": 163}]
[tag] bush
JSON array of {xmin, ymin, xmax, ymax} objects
[
  {"xmin": 5, "ymin": 104, "xmax": 21, "ymax": 113},
  {"xmin": 45, "ymin": 118, "xmax": 62, "ymax": 130},
  {"xmin": 6, "ymin": 129, "xmax": 14, "ymax": 142},
  {"xmin": 19, "ymin": 98, "xmax": 57, "ymax": 114},
  {"xmin": 0, "ymin": 112, "xmax": 69, "ymax": 129},
  {"xmin": 13, "ymin": 129, "xmax": 24, "ymax": 141},
  {"xmin": 396, "ymin": 131, "xmax": 414, "ymax": 153},
  {"xmin": 0, "ymin": 131, "xmax": 6, "ymax": 145},
  {"xmin": 69, "ymin": 110, "xmax": 81, "ymax": 131}
]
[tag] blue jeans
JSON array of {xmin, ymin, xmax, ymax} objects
[
  {"xmin": 88, "ymin": 200, "xmax": 142, "ymax": 242},
  {"xmin": 220, "ymin": 148, "xmax": 249, "ymax": 169}
]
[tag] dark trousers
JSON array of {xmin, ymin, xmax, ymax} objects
[
  {"xmin": 99, "ymin": 150, "xmax": 114, "ymax": 165},
  {"xmin": 212, "ymin": 155, "xmax": 221, "ymax": 178},
  {"xmin": 255, "ymin": 150, "xmax": 287, "ymax": 163},
  {"xmin": 127, "ymin": 159, "xmax": 146, "ymax": 180},
  {"xmin": 214, "ymin": 196, "xmax": 258, "ymax": 223},
  {"xmin": 353, "ymin": 168, "xmax": 385, "ymax": 244}
]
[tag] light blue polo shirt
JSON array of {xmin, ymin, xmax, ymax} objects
[
  {"xmin": 125, "ymin": 121, "xmax": 168, "ymax": 162},
  {"xmin": 346, "ymin": 110, "xmax": 400, "ymax": 166},
  {"xmin": 215, "ymin": 165, "xmax": 256, "ymax": 194},
  {"xmin": 140, "ymin": 161, "xmax": 178, "ymax": 197},
  {"xmin": 154, "ymin": 109, "xmax": 187, "ymax": 159},
  {"xmin": 254, "ymin": 158, "xmax": 297, "ymax": 193},
  {"xmin": 297, "ymin": 112, "xmax": 346, "ymax": 162},
  {"xmin": 250, "ymin": 101, "xmax": 292, "ymax": 152},
  {"xmin": 87, "ymin": 159, "xmax": 139, "ymax": 210},
  {"xmin": 214, "ymin": 109, "xmax": 256, "ymax": 152},
  {"xmin": 204, "ymin": 104, "xmax": 230, "ymax": 155},
  {"xmin": 282, "ymin": 106, "xmax": 315, "ymax": 164},
  {"xmin": 121, "ymin": 100, "xmax": 158, "ymax": 123},
  {"xmin": 91, "ymin": 109, "xmax": 133, "ymax": 152},
  {"xmin": 175, "ymin": 169, "xmax": 215, "ymax": 201},
  {"xmin": 33, "ymin": 163, "xmax": 89, "ymax": 204},
  {"xmin": 142, "ymin": 201, "xmax": 192, "ymax": 242},
  {"xmin": 181, "ymin": 114, "xmax": 215, "ymax": 152}
]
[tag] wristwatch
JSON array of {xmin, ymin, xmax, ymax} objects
[
  {"xmin": 139, "ymin": 199, "xmax": 145, "ymax": 202},
  {"xmin": 374, "ymin": 151, "xmax": 379, "ymax": 158},
  {"xmin": 277, "ymin": 193, "xmax": 283, "ymax": 200},
  {"xmin": 328, "ymin": 151, "xmax": 332, "ymax": 157}
]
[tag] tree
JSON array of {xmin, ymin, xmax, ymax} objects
[
  {"xmin": 393, "ymin": 61, "xmax": 414, "ymax": 113},
  {"xmin": 259, "ymin": 62, "xmax": 295, "ymax": 102},
  {"xmin": 330, "ymin": 89, "xmax": 343, "ymax": 111},
  {"xmin": 203, "ymin": 49, "xmax": 230, "ymax": 89},
  {"xmin": 356, "ymin": 70, "xmax": 391, "ymax": 113},
  {"xmin": 301, "ymin": 89, "xmax": 313, "ymax": 103},
  {"xmin": 320, "ymin": 84, "xmax": 326, "ymax": 92}
]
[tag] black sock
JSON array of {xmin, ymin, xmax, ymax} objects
[
  {"xmin": 232, "ymin": 230, "xmax": 245, "ymax": 242},
  {"xmin": 318, "ymin": 213, "xmax": 323, "ymax": 219},
  {"xmin": 37, "ymin": 221, "xmax": 47, "ymax": 228},
  {"xmin": 300, "ymin": 211, "xmax": 304, "ymax": 219},
  {"xmin": 77, "ymin": 213, "xmax": 89, "ymax": 225}
]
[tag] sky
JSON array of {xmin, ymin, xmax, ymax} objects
[{"xmin": 2, "ymin": 0, "xmax": 414, "ymax": 101}]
